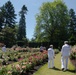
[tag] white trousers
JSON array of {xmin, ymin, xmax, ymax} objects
[
  {"xmin": 61, "ymin": 56, "xmax": 69, "ymax": 70},
  {"xmin": 48, "ymin": 57, "xmax": 54, "ymax": 68}
]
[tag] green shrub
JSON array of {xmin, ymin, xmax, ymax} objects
[
  {"xmin": 54, "ymin": 49, "xmax": 60, "ymax": 54},
  {"xmin": 0, "ymin": 66, "xmax": 8, "ymax": 75}
]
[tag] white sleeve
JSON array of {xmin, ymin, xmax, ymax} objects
[
  {"xmin": 69, "ymin": 46, "xmax": 71, "ymax": 55},
  {"xmin": 61, "ymin": 46, "xmax": 64, "ymax": 54},
  {"xmin": 53, "ymin": 49, "xmax": 54, "ymax": 56}
]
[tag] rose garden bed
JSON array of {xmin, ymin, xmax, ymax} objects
[
  {"xmin": 0, "ymin": 47, "xmax": 48, "ymax": 75},
  {"xmin": 0, "ymin": 46, "xmax": 60, "ymax": 75}
]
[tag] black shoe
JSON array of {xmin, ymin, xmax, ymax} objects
[
  {"xmin": 62, "ymin": 68, "xmax": 64, "ymax": 71},
  {"xmin": 65, "ymin": 69, "xmax": 68, "ymax": 71},
  {"xmin": 64, "ymin": 69, "xmax": 68, "ymax": 71},
  {"xmin": 53, "ymin": 66, "xmax": 55, "ymax": 69},
  {"xmin": 63, "ymin": 69, "xmax": 66, "ymax": 72}
]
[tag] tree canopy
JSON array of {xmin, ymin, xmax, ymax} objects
[
  {"xmin": 0, "ymin": 1, "xmax": 16, "ymax": 28},
  {"xmin": 68, "ymin": 9, "xmax": 76, "ymax": 44},
  {"xmin": 34, "ymin": 0, "xmax": 69, "ymax": 46}
]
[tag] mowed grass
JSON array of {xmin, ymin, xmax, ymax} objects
[{"xmin": 33, "ymin": 53, "xmax": 75, "ymax": 75}]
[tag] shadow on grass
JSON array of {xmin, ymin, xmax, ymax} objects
[
  {"xmin": 50, "ymin": 67, "xmax": 76, "ymax": 73},
  {"xmin": 53, "ymin": 68, "xmax": 76, "ymax": 73},
  {"xmin": 67, "ymin": 69, "xmax": 76, "ymax": 73},
  {"xmin": 49, "ymin": 67, "xmax": 61, "ymax": 71},
  {"xmin": 53, "ymin": 67, "xmax": 61, "ymax": 71}
]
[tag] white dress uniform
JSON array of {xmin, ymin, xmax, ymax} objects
[
  {"xmin": 40, "ymin": 46, "xmax": 43, "ymax": 52},
  {"xmin": 2, "ymin": 45, "xmax": 6, "ymax": 52},
  {"xmin": 48, "ymin": 47, "xmax": 54, "ymax": 68},
  {"xmin": 61, "ymin": 43, "xmax": 71, "ymax": 70}
]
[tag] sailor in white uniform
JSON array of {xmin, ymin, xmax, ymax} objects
[
  {"xmin": 48, "ymin": 45, "xmax": 55, "ymax": 68},
  {"xmin": 61, "ymin": 41, "xmax": 71, "ymax": 71},
  {"xmin": 2, "ymin": 45, "xmax": 6, "ymax": 52},
  {"xmin": 40, "ymin": 45, "xmax": 43, "ymax": 52}
]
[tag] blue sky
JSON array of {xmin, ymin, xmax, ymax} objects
[{"xmin": 0, "ymin": 0, "xmax": 76, "ymax": 40}]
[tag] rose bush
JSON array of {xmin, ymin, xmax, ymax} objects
[
  {"xmin": 69, "ymin": 45, "xmax": 76, "ymax": 71},
  {"xmin": 70, "ymin": 45, "xmax": 76, "ymax": 60},
  {"xmin": 0, "ymin": 49, "xmax": 48, "ymax": 75}
]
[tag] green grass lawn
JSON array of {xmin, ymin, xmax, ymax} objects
[{"xmin": 33, "ymin": 53, "xmax": 75, "ymax": 75}]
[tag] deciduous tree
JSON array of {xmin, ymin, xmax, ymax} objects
[{"xmin": 34, "ymin": 0, "xmax": 69, "ymax": 46}]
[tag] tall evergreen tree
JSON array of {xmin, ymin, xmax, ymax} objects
[
  {"xmin": 0, "ymin": 6, "xmax": 5, "ymax": 31},
  {"xmin": 0, "ymin": 10, "xmax": 3, "ymax": 31},
  {"xmin": 1, "ymin": 1, "xmax": 16, "ymax": 28},
  {"xmin": 68, "ymin": 9, "xmax": 76, "ymax": 43},
  {"xmin": 0, "ymin": 1, "xmax": 17, "ymax": 46},
  {"xmin": 18, "ymin": 5, "xmax": 28, "ymax": 40}
]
